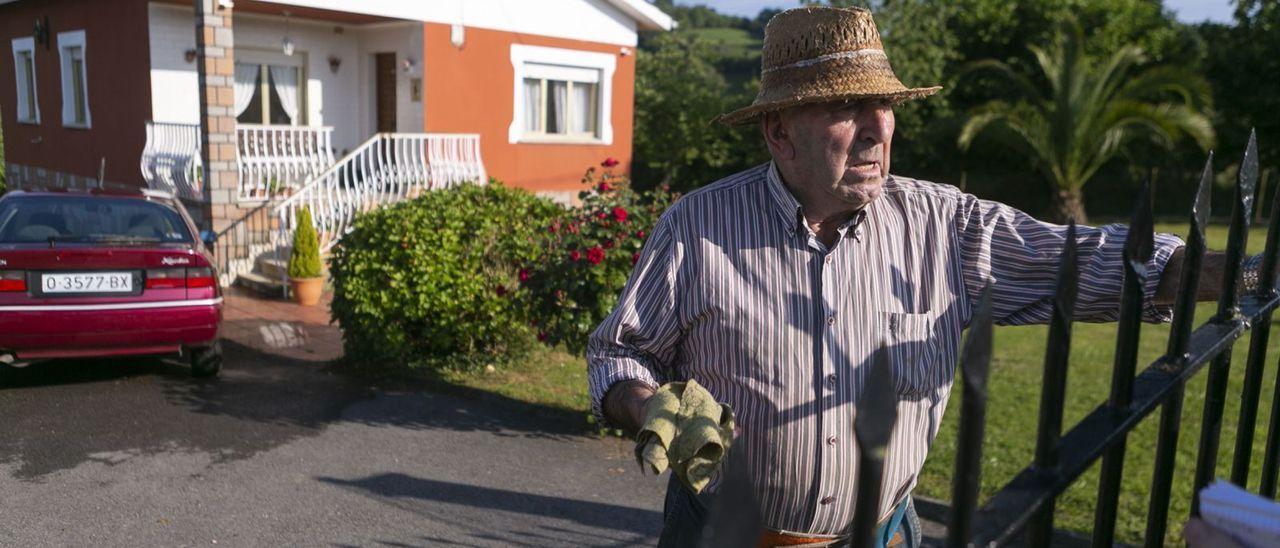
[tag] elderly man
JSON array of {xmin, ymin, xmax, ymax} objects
[{"xmin": 588, "ymin": 6, "xmax": 1237, "ymax": 548}]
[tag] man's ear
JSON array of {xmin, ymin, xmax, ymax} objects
[{"xmin": 762, "ymin": 112, "xmax": 795, "ymax": 161}]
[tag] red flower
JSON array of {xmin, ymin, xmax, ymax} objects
[
  {"xmin": 548, "ymin": 223, "xmax": 558, "ymax": 234},
  {"xmin": 596, "ymin": 211, "xmax": 608, "ymax": 220},
  {"xmin": 632, "ymin": 252, "xmax": 641, "ymax": 265},
  {"xmin": 495, "ymin": 284, "xmax": 507, "ymax": 297},
  {"xmin": 587, "ymin": 246, "xmax": 606, "ymax": 265},
  {"xmin": 537, "ymin": 331, "xmax": 548, "ymax": 342},
  {"xmin": 569, "ymin": 250, "xmax": 582, "ymax": 262},
  {"xmin": 598, "ymin": 182, "xmax": 613, "ymax": 193},
  {"xmin": 612, "ymin": 207, "xmax": 628, "ymax": 223},
  {"xmin": 601, "ymin": 157, "xmax": 620, "ymax": 168},
  {"xmin": 636, "ymin": 230, "xmax": 646, "ymax": 239},
  {"xmin": 518, "ymin": 268, "xmax": 530, "ymax": 283},
  {"xmin": 554, "ymin": 289, "xmax": 566, "ymax": 300},
  {"xmin": 603, "ymin": 239, "xmax": 614, "ymax": 249},
  {"xmin": 567, "ymin": 223, "xmax": 580, "ymax": 234}
]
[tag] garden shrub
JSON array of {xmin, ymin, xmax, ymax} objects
[
  {"xmin": 288, "ymin": 206, "xmax": 322, "ymax": 279},
  {"xmin": 329, "ymin": 181, "xmax": 563, "ymax": 370},
  {"xmin": 520, "ymin": 159, "xmax": 676, "ymax": 354}
]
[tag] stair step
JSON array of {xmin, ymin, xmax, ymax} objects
[
  {"xmin": 234, "ymin": 271, "xmax": 287, "ymax": 298},
  {"xmin": 256, "ymin": 255, "xmax": 289, "ymax": 280}
]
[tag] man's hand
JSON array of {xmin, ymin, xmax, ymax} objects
[
  {"xmin": 1154, "ymin": 247, "xmax": 1228, "ymax": 306},
  {"xmin": 602, "ymin": 380, "xmax": 657, "ymax": 434},
  {"xmin": 1184, "ymin": 518, "xmax": 1245, "ymax": 548}
]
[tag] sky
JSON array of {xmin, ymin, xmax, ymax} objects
[{"xmin": 681, "ymin": 0, "xmax": 1236, "ymax": 24}]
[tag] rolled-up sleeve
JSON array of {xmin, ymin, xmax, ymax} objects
[
  {"xmin": 586, "ymin": 210, "xmax": 686, "ymax": 427},
  {"xmin": 954, "ymin": 192, "xmax": 1184, "ymax": 325}
]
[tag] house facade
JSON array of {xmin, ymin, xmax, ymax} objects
[{"xmin": 0, "ymin": 0, "xmax": 671, "ymax": 199}]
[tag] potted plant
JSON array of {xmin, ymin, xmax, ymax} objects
[{"xmin": 288, "ymin": 206, "xmax": 324, "ymax": 306}]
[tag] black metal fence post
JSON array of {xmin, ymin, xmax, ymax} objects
[
  {"xmin": 1144, "ymin": 154, "xmax": 1214, "ymax": 547},
  {"xmin": 849, "ymin": 346, "xmax": 898, "ymax": 548},
  {"xmin": 1232, "ymin": 133, "xmax": 1277, "ymax": 488},
  {"xmin": 1091, "ymin": 183, "xmax": 1154, "ymax": 547},
  {"xmin": 1028, "ymin": 221, "xmax": 1079, "ymax": 547},
  {"xmin": 1192, "ymin": 131, "xmax": 1259, "ymax": 517},
  {"xmin": 947, "ymin": 285, "xmax": 994, "ymax": 548}
]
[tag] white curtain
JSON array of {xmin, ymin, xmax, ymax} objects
[
  {"xmin": 233, "ymin": 63, "xmax": 259, "ymax": 117},
  {"xmin": 549, "ymin": 80, "xmax": 567, "ymax": 134},
  {"xmin": 268, "ymin": 65, "xmax": 299, "ymax": 124},
  {"xmin": 571, "ymin": 83, "xmax": 596, "ymax": 135},
  {"xmin": 522, "ymin": 78, "xmax": 541, "ymax": 133}
]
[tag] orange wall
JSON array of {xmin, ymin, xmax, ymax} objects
[
  {"xmin": 421, "ymin": 23, "xmax": 634, "ymax": 194},
  {"xmin": 0, "ymin": 0, "xmax": 153, "ymax": 185}
]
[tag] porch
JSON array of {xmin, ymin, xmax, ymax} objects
[
  {"xmin": 140, "ymin": 121, "xmax": 486, "ymax": 290},
  {"xmin": 140, "ymin": 1, "xmax": 487, "ymax": 292}
]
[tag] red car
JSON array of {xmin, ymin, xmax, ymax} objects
[{"xmin": 0, "ymin": 188, "xmax": 222, "ymax": 376}]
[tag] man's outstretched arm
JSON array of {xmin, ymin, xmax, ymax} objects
[{"xmin": 1153, "ymin": 248, "xmax": 1245, "ymax": 307}]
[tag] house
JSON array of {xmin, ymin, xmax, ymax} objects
[{"xmin": 0, "ymin": 0, "xmax": 672, "ymax": 289}]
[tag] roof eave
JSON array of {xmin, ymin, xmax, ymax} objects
[{"xmin": 605, "ymin": 0, "xmax": 675, "ymax": 32}]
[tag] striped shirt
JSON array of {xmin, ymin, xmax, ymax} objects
[{"xmin": 587, "ymin": 163, "xmax": 1183, "ymax": 535}]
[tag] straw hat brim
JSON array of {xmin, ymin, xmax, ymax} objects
[{"xmin": 714, "ymin": 85, "xmax": 942, "ymax": 126}]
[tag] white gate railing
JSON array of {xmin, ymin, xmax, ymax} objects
[
  {"xmin": 237, "ymin": 124, "xmax": 335, "ymax": 201},
  {"xmin": 141, "ymin": 121, "xmax": 204, "ymax": 201},
  {"xmin": 273, "ymin": 133, "xmax": 485, "ymax": 256}
]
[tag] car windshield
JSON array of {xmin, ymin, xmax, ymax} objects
[{"xmin": 0, "ymin": 195, "xmax": 193, "ymax": 244}]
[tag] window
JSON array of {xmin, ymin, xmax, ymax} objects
[
  {"xmin": 509, "ymin": 45, "xmax": 615, "ymax": 145},
  {"xmin": 10, "ymin": 37, "xmax": 38, "ymax": 124},
  {"xmin": 57, "ymin": 30, "xmax": 90, "ymax": 128},
  {"xmin": 234, "ymin": 60, "xmax": 303, "ymax": 126}
]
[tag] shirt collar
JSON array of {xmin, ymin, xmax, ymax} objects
[
  {"xmin": 765, "ymin": 161, "xmax": 869, "ymax": 239},
  {"xmin": 765, "ymin": 162, "xmax": 805, "ymax": 236}
]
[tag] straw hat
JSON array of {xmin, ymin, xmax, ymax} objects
[{"xmin": 715, "ymin": 6, "xmax": 942, "ymax": 125}]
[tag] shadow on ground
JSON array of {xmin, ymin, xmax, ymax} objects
[
  {"xmin": 321, "ymin": 473, "xmax": 659, "ymax": 548},
  {"xmin": 0, "ymin": 335, "xmax": 595, "ymax": 481}
]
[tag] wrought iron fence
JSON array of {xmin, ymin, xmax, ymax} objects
[{"xmin": 702, "ymin": 131, "xmax": 1278, "ymax": 547}]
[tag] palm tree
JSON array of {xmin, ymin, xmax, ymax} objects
[{"xmin": 958, "ymin": 20, "xmax": 1214, "ymax": 224}]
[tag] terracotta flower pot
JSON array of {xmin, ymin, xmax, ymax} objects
[{"xmin": 290, "ymin": 277, "xmax": 324, "ymax": 306}]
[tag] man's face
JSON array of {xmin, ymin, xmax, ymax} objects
[{"xmin": 767, "ymin": 99, "xmax": 895, "ymax": 210}]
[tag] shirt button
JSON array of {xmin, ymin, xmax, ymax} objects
[
  {"xmin": 820, "ymin": 496, "xmax": 836, "ymax": 505},
  {"xmin": 826, "ymin": 374, "xmax": 838, "ymax": 386},
  {"xmin": 826, "ymin": 436, "xmax": 838, "ymax": 446},
  {"xmin": 827, "ymin": 315, "xmax": 836, "ymax": 326},
  {"xmin": 824, "ymin": 255, "xmax": 833, "ymax": 264}
]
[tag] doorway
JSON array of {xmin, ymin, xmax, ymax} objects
[{"xmin": 375, "ymin": 53, "xmax": 397, "ymax": 132}]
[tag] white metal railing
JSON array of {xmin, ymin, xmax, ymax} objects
[
  {"xmin": 141, "ymin": 121, "xmax": 204, "ymax": 201},
  {"xmin": 237, "ymin": 124, "xmax": 335, "ymax": 201},
  {"xmin": 273, "ymin": 133, "xmax": 486, "ymax": 257}
]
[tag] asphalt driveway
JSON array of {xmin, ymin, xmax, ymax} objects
[{"xmin": 0, "ymin": 295, "xmax": 665, "ymax": 547}]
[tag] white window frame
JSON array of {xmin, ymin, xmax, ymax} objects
[
  {"xmin": 10, "ymin": 37, "xmax": 39, "ymax": 124},
  {"xmin": 57, "ymin": 30, "xmax": 91, "ymax": 129},
  {"xmin": 509, "ymin": 44, "xmax": 614, "ymax": 145},
  {"xmin": 235, "ymin": 49, "xmax": 307, "ymax": 126}
]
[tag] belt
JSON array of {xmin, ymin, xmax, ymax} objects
[
  {"xmin": 756, "ymin": 529, "xmax": 904, "ymax": 548},
  {"xmin": 757, "ymin": 497, "xmax": 911, "ymax": 548}
]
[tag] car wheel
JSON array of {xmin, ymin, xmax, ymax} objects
[{"xmin": 190, "ymin": 340, "xmax": 223, "ymax": 378}]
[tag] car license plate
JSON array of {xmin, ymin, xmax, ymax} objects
[{"xmin": 41, "ymin": 272, "xmax": 134, "ymax": 294}]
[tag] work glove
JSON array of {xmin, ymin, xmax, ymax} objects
[{"xmin": 634, "ymin": 379, "xmax": 735, "ymax": 493}]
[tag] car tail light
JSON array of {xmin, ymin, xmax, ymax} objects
[
  {"xmin": 186, "ymin": 267, "xmax": 215, "ymax": 288},
  {"xmin": 0, "ymin": 271, "xmax": 26, "ymax": 292},
  {"xmin": 145, "ymin": 268, "xmax": 186, "ymax": 289}
]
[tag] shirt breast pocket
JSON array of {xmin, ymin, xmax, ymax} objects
[{"xmin": 878, "ymin": 311, "xmax": 944, "ymax": 400}]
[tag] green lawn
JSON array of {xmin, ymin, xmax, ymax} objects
[
  {"xmin": 464, "ymin": 222, "xmax": 1278, "ymax": 546},
  {"xmin": 685, "ymin": 27, "xmax": 761, "ymax": 59},
  {"xmin": 915, "ymin": 222, "xmax": 1277, "ymax": 545}
]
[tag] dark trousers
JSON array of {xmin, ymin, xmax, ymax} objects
[{"xmin": 658, "ymin": 475, "xmax": 922, "ymax": 548}]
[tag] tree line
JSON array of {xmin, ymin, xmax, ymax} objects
[{"xmin": 634, "ymin": 0, "xmax": 1278, "ymax": 222}]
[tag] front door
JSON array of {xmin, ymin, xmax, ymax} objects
[{"xmin": 375, "ymin": 53, "xmax": 397, "ymax": 132}]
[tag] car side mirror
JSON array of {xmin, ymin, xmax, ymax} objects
[{"xmin": 200, "ymin": 230, "xmax": 217, "ymax": 248}]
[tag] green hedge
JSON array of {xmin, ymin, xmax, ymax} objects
[{"xmin": 329, "ymin": 181, "xmax": 563, "ymax": 370}]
